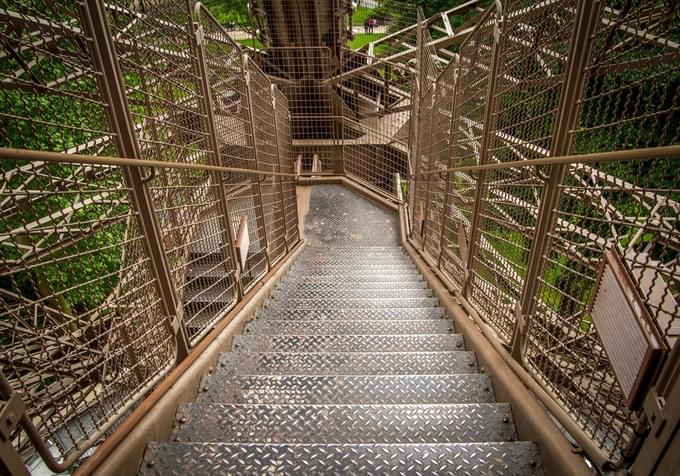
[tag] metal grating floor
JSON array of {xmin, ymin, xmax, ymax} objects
[{"xmin": 140, "ymin": 185, "xmax": 543, "ymax": 475}]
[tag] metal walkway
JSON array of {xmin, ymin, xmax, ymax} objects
[{"xmin": 140, "ymin": 185, "xmax": 543, "ymax": 475}]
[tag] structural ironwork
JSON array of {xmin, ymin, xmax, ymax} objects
[{"xmin": 0, "ymin": 0, "xmax": 679, "ymax": 473}]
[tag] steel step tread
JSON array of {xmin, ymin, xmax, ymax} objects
[
  {"xmin": 244, "ymin": 319, "xmax": 453, "ymax": 336},
  {"xmin": 232, "ymin": 334, "xmax": 464, "ymax": 353},
  {"xmin": 255, "ymin": 307, "xmax": 445, "ymax": 321},
  {"xmin": 265, "ymin": 297, "xmax": 440, "ymax": 309},
  {"xmin": 215, "ymin": 351, "xmax": 478, "ymax": 375},
  {"xmin": 295, "ymin": 255, "xmax": 412, "ymax": 266},
  {"xmin": 289, "ymin": 268, "xmax": 421, "ymax": 277},
  {"xmin": 196, "ymin": 374, "xmax": 494, "ymax": 405},
  {"xmin": 141, "ymin": 442, "xmax": 543, "ymax": 475},
  {"xmin": 276, "ymin": 280, "xmax": 428, "ymax": 290},
  {"xmin": 271, "ymin": 287, "xmax": 433, "ymax": 300},
  {"xmin": 283, "ymin": 273, "xmax": 424, "ymax": 283},
  {"xmin": 295, "ymin": 256, "xmax": 411, "ymax": 265},
  {"xmin": 173, "ymin": 402, "xmax": 517, "ymax": 443}
]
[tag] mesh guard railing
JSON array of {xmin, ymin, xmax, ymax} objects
[
  {"xmin": 0, "ymin": 0, "xmax": 299, "ymax": 472},
  {"xmin": 407, "ymin": 0, "xmax": 680, "ymax": 470}
]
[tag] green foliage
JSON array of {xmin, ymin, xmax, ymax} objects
[
  {"xmin": 201, "ymin": 0, "xmax": 251, "ymax": 26},
  {"xmin": 236, "ymin": 37, "xmax": 263, "ymax": 48},
  {"xmin": 352, "ymin": 6, "xmax": 375, "ymax": 26},
  {"xmin": 349, "ymin": 33, "xmax": 386, "ymax": 50}
]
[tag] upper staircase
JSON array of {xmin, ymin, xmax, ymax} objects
[{"xmin": 139, "ymin": 184, "xmax": 544, "ymax": 475}]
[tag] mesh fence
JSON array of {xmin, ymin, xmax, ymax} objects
[
  {"xmin": 0, "ymin": 0, "xmax": 176, "ymax": 465},
  {"xmin": 272, "ymin": 89, "xmax": 300, "ymax": 248},
  {"xmin": 247, "ymin": 62, "xmax": 287, "ymax": 265},
  {"xmin": 106, "ymin": 0, "xmax": 241, "ymax": 344},
  {"xmin": 523, "ymin": 0, "xmax": 680, "ymax": 459},
  {"xmin": 407, "ymin": 0, "xmax": 680, "ymax": 465},
  {"xmin": 1, "ymin": 0, "xmax": 298, "ymax": 469}
]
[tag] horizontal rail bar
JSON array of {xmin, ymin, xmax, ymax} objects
[
  {"xmin": 411, "ymin": 145, "xmax": 680, "ymax": 177},
  {"xmin": 0, "ymin": 147, "xmax": 298, "ymax": 178}
]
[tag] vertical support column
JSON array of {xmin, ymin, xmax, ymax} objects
[
  {"xmin": 461, "ymin": 5, "xmax": 504, "ymax": 299},
  {"xmin": 193, "ymin": 20, "xmax": 244, "ymax": 299},
  {"xmin": 82, "ymin": 0, "xmax": 189, "ymax": 360},
  {"xmin": 509, "ymin": 0, "xmax": 602, "ymax": 360},
  {"xmin": 271, "ymin": 84, "xmax": 289, "ymax": 254},
  {"xmin": 243, "ymin": 55, "xmax": 271, "ymax": 271}
]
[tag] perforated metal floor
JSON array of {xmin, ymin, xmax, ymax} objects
[{"xmin": 141, "ymin": 185, "xmax": 543, "ymax": 475}]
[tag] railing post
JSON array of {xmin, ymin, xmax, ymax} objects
[
  {"xmin": 242, "ymin": 55, "xmax": 271, "ymax": 271},
  {"xmin": 193, "ymin": 20, "xmax": 244, "ymax": 299},
  {"xmin": 271, "ymin": 84, "xmax": 289, "ymax": 254},
  {"xmin": 81, "ymin": 0, "xmax": 189, "ymax": 360},
  {"xmin": 509, "ymin": 0, "xmax": 603, "ymax": 360},
  {"xmin": 461, "ymin": 5, "xmax": 504, "ymax": 299}
]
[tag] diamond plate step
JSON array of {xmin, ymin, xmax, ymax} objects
[
  {"xmin": 141, "ymin": 442, "xmax": 544, "ymax": 476},
  {"xmin": 196, "ymin": 374, "xmax": 494, "ymax": 404},
  {"xmin": 297, "ymin": 253, "xmax": 410, "ymax": 263},
  {"xmin": 296, "ymin": 254, "xmax": 412, "ymax": 265},
  {"xmin": 244, "ymin": 319, "xmax": 453, "ymax": 336},
  {"xmin": 288, "ymin": 268, "xmax": 422, "ymax": 279},
  {"xmin": 284, "ymin": 273, "xmax": 424, "ymax": 283},
  {"xmin": 299, "ymin": 245, "xmax": 406, "ymax": 254},
  {"xmin": 232, "ymin": 334, "xmax": 464, "ymax": 352},
  {"xmin": 173, "ymin": 403, "xmax": 517, "ymax": 443},
  {"xmin": 290, "ymin": 263, "xmax": 417, "ymax": 274},
  {"xmin": 214, "ymin": 351, "xmax": 478, "ymax": 375},
  {"xmin": 254, "ymin": 307, "xmax": 446, "ymax": 321},
  {"xmin": 276, "ymin": 280, "xmax": 428, "ymax": 291},
  {"xmin": 271, "ymin": 287, "xmax": 433, "ymax": 300},
  {"xmin": 266, "ymin": 297, "xmax": 439, "ymax": 309}
]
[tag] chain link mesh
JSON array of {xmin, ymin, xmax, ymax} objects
[
  {"xmin": 1, "ymin": 0, "xmax": 298, "ymax": 468},
  {"xmin": 407, "ymin": 0, "xmax": 680, "ymax": 464}
]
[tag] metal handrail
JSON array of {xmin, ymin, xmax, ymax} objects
[
  {"xmin": 410, "ymin": 144, "xmax": 680, "ymax": 177},
  {"xmin": 0, "ymin": 148, "xmax": 298, "ymax": 178}
]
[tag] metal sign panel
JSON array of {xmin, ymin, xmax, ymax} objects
[
  {"xmin": 235, "ymin": 215, "xmax": 250, "ymax": 271},
  {"xmin": 589, "ymin": 248, "xmax": 665, "ymax": 410}
]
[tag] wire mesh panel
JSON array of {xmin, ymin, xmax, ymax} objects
[
  {"xmin": 436, "ymin": 8, "xmax": 498, "ymax": 291},
  {"xmin": 105, "ymin": 0, "xmax": 238, "ymax": 343},
  {"xmin": 0, "ymin": 1, "xmax": 176, "ymax": 466},
  {"xmin": 261, "ymin": 47, "xmax": 336, "ymax": 140},
  {"xmin": 407, "ymin": 0, "xmax": 680, "ymax": 466},
  {"xmin": 272, "ymin": 88, "xmax": 300, "ymax": 248},
  {"xmin": 410, "ymin": 88, "xmax": 433, "ymax": 246},
  {"xmin": 248, "ymin": 63, "xmax": 287, "ymax": 265},
  {"xmin": 467, "ymin": 0, "xmax": 577, "ymax": 342},
  {"xmin": 339, "ymin": 48, "xmax": 411, "ymax": 193},
  {"xmin": 420, "ymin": 68, "xmax": 455, "ymax": 262},
  {"xmin": 524, "ymin": 0, "xmax": 680, "ymax": 460},
  {"xmin": 339, "ymin": 49, "xmax": 414, "ymax": 143},
  {"xmin": 195, "ymin": 10, "xmax": 269, "ymax": 292}
]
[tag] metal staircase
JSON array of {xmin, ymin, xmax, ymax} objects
[{"xmin": 139, "ymin": 184, "xmax": 543, "ymax": 475}]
